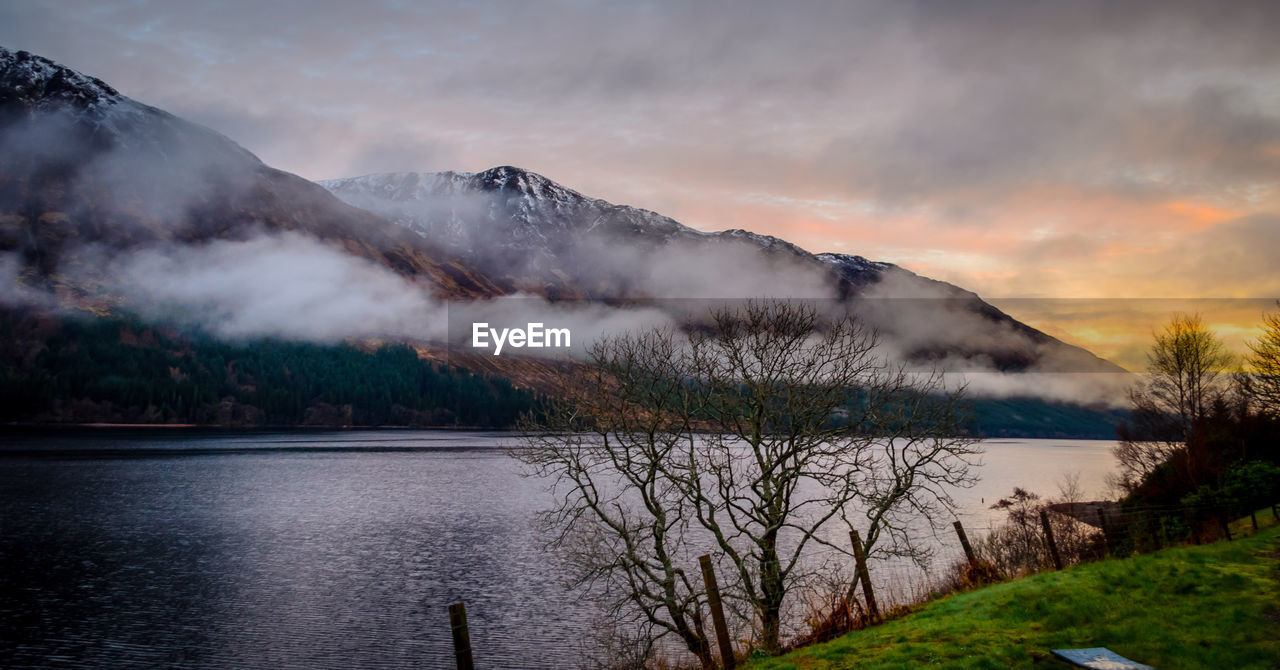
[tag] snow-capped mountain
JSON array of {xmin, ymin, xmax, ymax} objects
[
  {"xmin": 321, "ymin": 168, "xmax": 888, "ymax": 298},
  {"xmin": 0, "ymin": 45, "xmax": 1120, "ymax": 376},
  {"xmin": 0, "ymin": 46, "xmax": 257, "ymax": 164},
  {"xmin": 0, "ymin": 47, "xmax": 497, "ymax": 299},
  {"xmin": 321, "ymin": 167, "xmax": 1123, "ymax": 373},
  {"xmin": 321, "ymin": 167, "xmax": 702, "ymax": 249}
]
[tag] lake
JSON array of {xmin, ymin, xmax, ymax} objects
[{"xmin": 0, "ymin": 430, "xmax": 1119, "ymax": 668}]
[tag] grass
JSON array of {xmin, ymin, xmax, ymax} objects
[{"xmin": 749, "ymin": 510, "xmax": 1280, "ymax": 670}]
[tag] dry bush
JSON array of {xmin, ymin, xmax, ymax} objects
[
  {"xmin": 977, "ymin": 477, "xmax": 1105, "ymax": 577},
  {"xmin": 788, "ymin": 591, "xmax": 861, "ymax": 649},
  {"xmin": 932, "ymin": 554, "xmax": 1005, "ymax": 596}
]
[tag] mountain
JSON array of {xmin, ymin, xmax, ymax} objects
[
  {"xmin": 0, "ymin": 46, "xmax": 1127, "ymax": 433},
  {"xmin": 321, "ymin": 169, "xmax": 1124, "ymax": 375},
  {"xmin": 0, "ymin": 45, "xmax": 1116, "ymax": 378},
  {"xmin": 0, "ymin": 47, "xmax": 498, "ymax": 301},
  {"xmin": 320, "ymin": 168, "xmax": 838, "ymax": 299}
]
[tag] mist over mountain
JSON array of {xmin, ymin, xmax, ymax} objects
[
  {"xmin": 321, "ymin": 168, "xmax": 1126, "ymax": 386},
  {"xmin": 0, "ymin": 45, "xmax": 1127, "ymax": 422},
  {"xmin": 0, "ymin": 46, "xmax": 497, "ymax": 326},
  {"xmin": 321, "ymin": 168, "xmax": 847, "ymax": 300}
]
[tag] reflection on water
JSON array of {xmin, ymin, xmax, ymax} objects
[{"xmin": 0, "ymin": 431, "xmax": 1117, "ymax": 668}]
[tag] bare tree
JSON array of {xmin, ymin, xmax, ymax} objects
[
  {"xmin": 518, "ymin": 330, "xmax": 717, "ymax": 668},
  {"xmin": 1115, "ymin": 313, "xmax": 1231, "ymax": 491},
  {"xmin": 515, "ymin": 301, "xmax": 979, "ymax": 659},
  {"xmin": 1243, "ymin": 304, "xmax": 1280, "ymax": 416}
]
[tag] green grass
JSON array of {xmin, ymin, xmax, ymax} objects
[{"xmin": 750, "ymin": 511, "xmax": 1280, "ymax": 670}]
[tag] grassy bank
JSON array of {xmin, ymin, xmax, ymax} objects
[{"xmin": 750, "ymin": 513, "xmax": 1280, "ymax": 669}]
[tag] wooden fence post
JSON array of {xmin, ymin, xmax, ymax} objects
[
  {"xmin": 953, "ymin": 520, "xmax": 977, "ymax": 567},
  {"xmin": 448, "ymin": 602, "xmax": 475, "ymax": 670},
  {"xmin": 1146, "ymin": 513, "xmax": 1163, "ymax": 551},
  {"xmin": 848, "ymin": 530, "xmax": 880, "ymax": 621},
  {"xmin": 1096, "ymin": 508, "xmax": 1113, "ymax": 555},
  {"xmin": 1040, "ymin": 509, "xmax": 1064, "ymax": 570},
  {"xmin": 699, "ymin": 555, "xmax": 735, "ymax": 670}
]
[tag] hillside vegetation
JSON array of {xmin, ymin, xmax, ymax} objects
[
  {"xmin": 0, "ymin": 309, "xmax": 541, "ymax": 427},
  {"xmin": 750, "ymin": 515, "xmax": 1280, "ymax": 669}
]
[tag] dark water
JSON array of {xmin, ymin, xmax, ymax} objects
[
  {"xmin": 0, "ymin": 430, "xmax": 1118, "ymax": 669},
  {"xmin": 0, "ymin": 431, "xmax": 590, "ymax": 669}
]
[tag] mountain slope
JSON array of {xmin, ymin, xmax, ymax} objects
[
  {"xmin": 0, "ymin": 47, "xmax": 1128, "ymax": 431},
  {"xmin": 321, "ymin": 168, "xmax": 838, "ymax": 299},
  {"xmin": 0, "ymin": 47, "xmax": 499, "ymax": 301},
  {"xmin": 0, "ymin": 46, "xmax": 1123, "ymax": 379},
  {"xmin": 322, "ymin": 168, "xmax": 1123, "ymax": 375}
]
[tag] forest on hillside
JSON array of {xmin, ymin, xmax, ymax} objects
[
  {"xmin": 0, "ymin": 309, "xmax": 541, "ymax": 427},
  {"xmin": 0, "ymin": 307, "xmax": 1131, "ymax": 436}
]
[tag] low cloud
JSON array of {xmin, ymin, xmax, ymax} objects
[
  {"xmin": 0, "ymin": 252, "xmax": 56, "ymax": 308},
  {"xmin": 92, "ymin": 233, "xmax": 449, "ymax": 342},
  {"xmin": 942, "ymin": 372, "xmax": 1131, "ymax": 407},
  {"xmin": 2, "ymin": 227, "xmax": 1139, "ymax": 406},
  {"xmin": 317, "ymin": 174, "xmax": 1137, "ymax": 404}
]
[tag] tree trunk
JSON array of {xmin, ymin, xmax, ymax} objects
[
  {"xmin": 682, "ymin": 634, "xmax": 714, "ymax": 670},
  {"xmin": 758, "ymin": 546, "xmax": 785, "ymax": 654},
  {"xmin": 672, "ymin": 610, "xmax": 715, "ymax": 669}
]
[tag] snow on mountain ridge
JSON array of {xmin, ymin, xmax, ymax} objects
[
  {"xmin": 0, "ymin": 47, "xmax": 122, "ymax": 111},
  {"xmin": 321, "ymin": 168, "xmax": 592, "ymax": 206},
  {"xmin": 0, "ymin": 44, "xmax": 1128, "ymax": 381},
  {"xmin": 0, "ymin": 45, "xmax": 500, "ymax": 301},
  {"xmin": 0, "ymin": 46, "xmax": 262, "ymax": 164},
  {"xmin": 816, "ymin": 252, "xmax": 892, "ymax": 271},
  {"xmin": 319, "ymin": 170, "xmax": 901, "ymax": 279},
  {"xmin": 319, "ymin": 167, "xmax": 712, "ymax": 251},
  {"xmin": 319, "ymin": 168, "xmax": 869, "ymax": 255},
  {"xmin": 319, "ymin": 166, "xmax": 903, "ymax": 300}
]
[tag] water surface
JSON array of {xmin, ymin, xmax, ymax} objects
[{"xmin": 0, "ymin": 430, "xmax": 1117, "ymax": 668}]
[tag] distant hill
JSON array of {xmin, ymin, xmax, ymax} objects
[{"xmin": 965, "ymin": 397, "xmax": 1129, "ymax": 439}]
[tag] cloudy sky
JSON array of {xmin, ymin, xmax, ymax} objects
[{"xmin": 2, "ymin": 0, "xmax": 1278, "ymax": 363}]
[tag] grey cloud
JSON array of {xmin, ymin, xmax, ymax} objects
[
  {"xmin": 2, "ymin": 0, "xmax": 1278, "ymax": 308},
  {"xmin": 7, "ymin": 0, "xmax": 1279, "ymax": 205}
]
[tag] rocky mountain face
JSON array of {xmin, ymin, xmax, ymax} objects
[
  {"xmin": 322, "ymin": 168, "xmax": 1122, "ymax": 374},
  {"xmin": 0, "ymin": 47, "xmax": 499, "ymax": 301}
]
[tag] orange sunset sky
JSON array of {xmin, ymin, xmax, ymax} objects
[{"xmin": 3, "ymin": 1, "xmax": 1277, "ymax": 369}]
